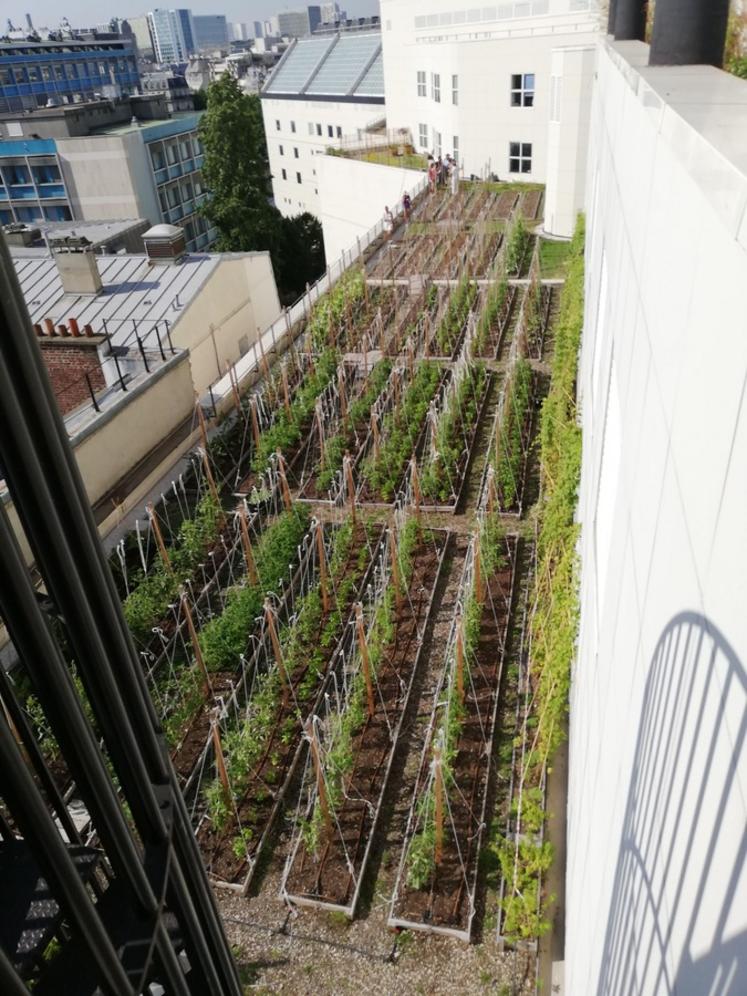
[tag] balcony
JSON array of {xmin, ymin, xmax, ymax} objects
[
  {"xmin": 8, "ymin": 184, "xmax": 37, "ymax": 200},
  {"xmin": 36, "ymin": 183, "xmax": 66, "ymax": 199}
]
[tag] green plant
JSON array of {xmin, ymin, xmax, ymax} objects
[
  {"xmin": 436, "ymin": 275, "xmax": 477, "ymax": 355},
  {"xmin": 505, "ymin": 216, "xmax": 531, "ymax": 275},
  {"xmin": 493, "ymin": 357, "xmax": 533, "ymax": 510},
  {"xmin": 474, "ymin": 278, "xmax": 508, "ymax": 355},
  {"xmin": 307, "ymin": 269, "xmax": 366, "ymax": 349}
]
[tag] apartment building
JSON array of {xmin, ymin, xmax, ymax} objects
[
  {"xmin": 193, "ymin": 15, "xmax": 230, "ymax": 52},
  {"xmin": 380, "ymin": 0, "xmax": 597, "ymax": 182},
  {"xmin": 0, "ymin": 37, "xmax": 140, "ymax": 114},
  {"xmin": 148, "ymin": 8, "xmax": 196, "ymax": 63},
  {"xmin": 0, "ymin": 99, "xmax": 215, "ymax": 251},
  {"xmin": 260, "ymin": 31, "xmax": 385, "ymax": 217}
]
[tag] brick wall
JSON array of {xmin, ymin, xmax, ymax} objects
[{"xmin": 38, "ymin": 338, "xmax": 107, "ymax": 416}]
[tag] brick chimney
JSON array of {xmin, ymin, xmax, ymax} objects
[{"xmin": 51, "ymin": 236, "xmax": 103, "ymax": 296}]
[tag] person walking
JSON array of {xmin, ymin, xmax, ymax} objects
[
  {"xmin": 450, "ymin": 157, "xmax": 459, "ymax": 196},
  {"xmin": 384, "ymin": 205, "xmax": 394, "ymax": 238},
  {"xmin": 428, "ymin": 160, "xmax": 437, "ymax": 194},
  {"xmin": 402, "ymin": 191, "xmax": 412, "ymax": 222}
]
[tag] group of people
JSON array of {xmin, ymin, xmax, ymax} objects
[
  {"xmin": 428, "ymin": 154, "xmax": 459, "ymax": 196},
  {"xmin": 383, "ymin": 152, "xmax": 459, "ymax": 238}
]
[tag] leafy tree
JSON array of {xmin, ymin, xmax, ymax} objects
[
  {"xmin": 198, "ymin": 76, "xmax": 325, "ymax": 303},
  {"xmin": 192, "ymin": 88, "xmax": 208, "ymax": 110}
]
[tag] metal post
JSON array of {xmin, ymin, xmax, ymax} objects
[
  {"xmin": 112, "ymin": 350, "xmax": 128, "ymax": 392},
  {"xmin": 164, "ymin": 319, "xmax": 176, "ymax": 354},
  {"xmin": 649, "ymin": 0, "xmax": 729, "ymax": 66},
  {"xmin": 153, "ymin": 321, "xmax": 167, "ymax": 362},
  {"xmin": 135, "ymin": 330, "xmax": 151, "ymax": 373},
  {"xmin": 85, "ymin": 371, "xmax": 101, "ymax": 413}
]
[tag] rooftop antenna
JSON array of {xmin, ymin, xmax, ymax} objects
[{"xmin": 26, "ymin": 13, "xmax": 34, "ymax": 32}]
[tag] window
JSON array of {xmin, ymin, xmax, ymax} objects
[
  {"xmin": 511, "ymin": 73, "xmax": 535, "ymax": 107},
  {"xmin": 509, "ymin": 142, "xmax": 532, "ymax": 174},
  {"xmin": 327, "ymin": 125, "xmax": 333, "ymax": 138},
  {"xmin": 291, "ymin": 120, "xmax": 296, "ymax": 133},
  {"xmin": 281, "ymin": 168, "xmax": 287, "ymax": 180},
  {"xmin": 275, "ymin": 119, "xmax": 281, "ymax": 130},
  {"xmin": 434, "ymin": 130, "xmax": 442, "ymax": 157},
  {"xmin": 453, "ymin": 135, "xmax": 459, "ymax": 162},
  {"xmin": 296, "ymin": 172, "xmax": 302, "ymax": 184},
  {"xmin": 418, "ymin": 123, "xmax": 428, "ymax": 148},
  {"xmin": 316, "ymin": 123, "xmax": 322, "ymax": 136},
  {"xmin": 336, "ymin": 126, "xmax": 342, "ymax": 138},
  {"xmin": 308, "ymin": 122, "xmax": 315, "ymax": 135},
  {"xmin": 279, "ymin": 144, "xmax": 284, "ymax": 156},
  {"xmin": 431, "ymin": 72, "xmax": 440, "ymax": 103},
  {"xmin": 417, "ymin": 70, "xmax": 426, "ymax": 97},
  {"xmin": 452, "ymin": 74, "xmax": 458, "ymax": 105},
  {"xmin": 294, "ymin": 147, "xmax": 299, "ymax": 159}
]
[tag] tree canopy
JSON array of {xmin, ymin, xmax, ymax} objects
[{"xmin": 198, "ymin": 76, "xmax": 325, "ymax": 304}]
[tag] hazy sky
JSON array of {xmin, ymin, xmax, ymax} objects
[{"xmin": 10, "ymin": 1, "xmax": 379, "ymax": 29}]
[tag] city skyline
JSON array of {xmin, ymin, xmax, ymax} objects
[{"xmin": 5, "ymin": 0, "xmax": 376, "ymax": 31}]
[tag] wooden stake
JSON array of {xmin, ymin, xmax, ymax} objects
[
  {"xmin": 474, "ymin": 537, "xmax": 483, "ymax": 606},
  {"xmin": 316, "ymin": 521, "xmax": 329, "ymax": 614},
  {"xmin": 182, "ymin": 591, "xmax": 212, "ymax": 697},
  {"xmin": 338, "ymin": 367, "xmax": 347, "ymax": 424},
  {"xmin": 371, "ymin": 410, "xmax": 380, "ymax": 462},
  {"xmin": 281, "ymin": 365, "xmax": 292, "ymax": 420},
  {"xmin": 355, "ymin": 602, "xmax": 375, "ymax": 720},
  {"xmin": 250, "ymin": 397, "xmax": 261, "ymax": 450},
  {"xmin": 410, "ymin": 456, "xmax": 421, "ymax": 518},
  {"xmin": 277, "ymin": 451, "xmax": 293, "ymax": 512},
  {"xmin": 238, "ymin": 503, "xmax": 258, "ymax": 585},
  {"xmin": 389, "ymin": 526, "xmax": 402, "ymax": 610},
  {"xmin": 307, "ymin": 718, "xmax": 331, "ymax": 834},
  {"xmin": 486, "ymin": 465, "xmax": 497, "ymax": 515},
  {"xmin": 225, "ymin": 360, "xmax": 241, "ymax": 413},
  {"xmin": 264, "ymin": 598, "xmax": 288, "ymax": 702},
  {"xmin": 434, "ymin": 740, "xmax": 444, "ymax": 866},
  {"xmin": 343, "ymin": 452, "xmax": 356, "ymax": 524},
  {"xmin": 196, "ymin": 395, "xmax": 209, "ymax": 452},
  {"xmin": 456, "ymin": 612, "xmax": 465, "ymax": 705},
  {"xmin": 211, "ymin": 716, "xmax": 231, "ymax": 804},
  {"xmin": 200, "ymin": 446, "xmax": 221, "ymax": 515},
  {"xmin": 316, "ymin": 399, "xmax": 326, "ymax": 467},
  {"xmin": 148, "ymin": 502, "xmax": 173, "ymax": 574}
]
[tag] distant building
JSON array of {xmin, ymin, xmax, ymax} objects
[
  {"xmin": 253, "ymin": 21, "xmax": 264, "ymax": 38},
  {"xmin": 231, "ymin": 22, "xmax": 250, "ymax": 42},
  {"xmin": 148, "ymin": 9, "xmax": 196, "ymax": 63},
  {"xmin": 277, "ymin": 10, "xmax": 310, "ymax": 38},
  {"xmin": 141, "ymin": 71, "xmax": 195, "ymax": 112},
  {"xmin": 193, "ymin": 15, "xmax": 230, "ymax": 52},
  {"xmin": 0, "ymin": 99, "xmax": 214, "ymax": 252},
  {"xmin": 0, "ymin": 37, "xmax": 140, "ymax": 114},
  {"xmin": 320, "ymin": 2, "xmax": 344, "ymax": 22},
  {"xmin": 122, "ymin": 15, "xmax": 155, "ymax": 59},
  {"xmin": 308, "ymin": 6, "xmax": 322, "ymax": 33},
  {"xmin": 261, "ymin": 31, "xmax": 384, "ymax": 217}
]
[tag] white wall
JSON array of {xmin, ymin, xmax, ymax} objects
[
  {"xmin": 316, "ymin": 154, "xmax": 425, "ymax": 263},
  {"xmin": 261, "ymin": 96, "xmax": 385, "ymax": 218},
  {"xmin": 380, "ymin": 0, "xmax": 598, "ymax": 182},
  {"xmin": 568, "ymin": 39, "xmax": 747, "ymax": 996}
]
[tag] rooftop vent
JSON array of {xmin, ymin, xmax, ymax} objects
[
  {"xmin": 2, "ymin": 222, "xmax": 40, "ymax": 247},
  {"xmin": 51, "ymin": 237, "xmax": 103, "ymax": 296},
  {"xmin": 142, "ymin": 223, "xmax": 187, "ymax": 265}
]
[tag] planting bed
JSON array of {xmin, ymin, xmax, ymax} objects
[
  {"xmin": 389, "ymin": 528, "xmax": 519, "ymax": 940},
  {"xmin": 472, "ymin": 280, "xmax": 519, "ymax": 360},
  {"xmin": 485, "ymin": 358, "xmax": 538, "ymax": 516},
  {"xmin": 281, "ymin": 525, "xmax": 449, "ymax": 915}
]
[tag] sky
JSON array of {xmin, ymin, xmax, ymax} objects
[{"xmin": 9, "ymin": 0, "xmax": 379, "ymax": 30}]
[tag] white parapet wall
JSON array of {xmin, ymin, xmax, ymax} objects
[
  {"xmin": 316, "ymin": 154, "xmax": 426, "ymax": 264},
  {"xmin": 568, "ymin": 39, "xmax": 747, "ymax": 995}
]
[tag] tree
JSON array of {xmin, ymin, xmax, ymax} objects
[
  {"xmin": 198, "ymin": 77, "xmax": 325, "ymax": 304},
  {"xmin": 192, "ymin": 88, "xmax": 207, "ymax": 110}
]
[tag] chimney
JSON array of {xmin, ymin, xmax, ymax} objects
[
  {"xmin": 142, "ymin": 224, "xmax": 187, "ymax": 265},
  {"xmin": 51, "ymin": 237, "xmax": 103, "ymax": 296},
  {"xmin": 649, "ymin": 0, "xmax": 729, "ymax": 66}
]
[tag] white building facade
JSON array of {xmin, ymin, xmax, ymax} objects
[
  {"xmin": 260, "ymin": 33, "xmax": 386, "ymax": 218},
  {"xmin": 379, "ymin": 0, "xmax": 598, "ymax": 183}
]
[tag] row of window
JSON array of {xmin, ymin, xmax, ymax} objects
[
  {"xmin": 0, "ymin": 163, "xmax": 63, "ymax": 187},
  {"xmin": 279, "ymin": 169, "xmax": 303, "ymax": 185},
  {"xmin": 157, "ymin": 175, "xmax": 205, "ymax": 213},
  {"xmin": 0, "ymin": 58, "xmax": 137, "ymax": 87},
  {"xmin": 0, "ymin": 204, "xmax": 72, "ymax": 224},
  {"xmin": 416, "ymin": 69, "xmax": 535, "ymax": 107},
  {"xmin": 148, "ymin": 135, "xmax": 203, "ymax": 174},
  {"xmin": 416, "ymin": 124, "xmax": 532, "ymax": 174},
  {"xmin": 274, "ymin": 119, "xmax": 343, "ymax": 140}
]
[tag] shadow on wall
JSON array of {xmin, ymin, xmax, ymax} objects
[{"xmin": 596, "ymin": 612, "xmax": 746, "ymax": 996}]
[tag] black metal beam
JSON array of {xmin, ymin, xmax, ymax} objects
[
  {"xmin": 649, "ymin": 0, "xmax": 730, "ymax": 66},
  {"xmin": 0, "ymin": 229, "xmax": 241, "ymax": 996},
  {"xmin": 613, "ymin": 0, "xmax": 647, "ymax": 41}
]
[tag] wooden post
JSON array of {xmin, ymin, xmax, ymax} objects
[
  {"xmin": 316, "ymin": 521, "xmax": 329, "ymax": 614},
  {"xmin": 307, "ymin": 718, "xmax": 331, "ymax": 835},
  {"xmin": 434, "ymin": 740, "xmax": 444, "ymax": 867},
  {"xmin": 315, "ymin": 399, "xmax": 326, "ymax": 467},
  {"xmin": 338, "ymin": 367, "xmax": 347, "ymax": 424},
  {"xmin": 474, "ymin": 537, "xmax": 483, "ymax": 606},
  {"xmin": 200, "ymin": 446, "xmax": 221, "ymax": 515},
  {"xmin": 277, "ymin": 451, "xmax": 293, "ymax": 512},
  {"xmin": 343, "ymin": 452, "xmax": 356, "ymax": 524},
  {"xmin": 410, "ymin": 456, "xmax": 421, "ymax": 518},
  {"xmin": 148, "ymin": 502, "xmax": 172, "ymax": 574},
  {"xmin": 250, "ymin": 397, "xmax": 261, "ymax": 450},
  {"xmin": 259, "ymin": 336, "xmax": 271, "ymax": 381},
  {"xmin": 455, "ymin": 612, "xmax": 465, "ymax": 705},
  {"xmin": 371, "ymin": 410, "xmax": 380, "ymax": 463},
  {"xmin": 281, "ymin": 365, "xmax": 292, "ymax": 420},
  {"xmin": 486, "ymin": 465, "xmax": 497, "ymax": 515},
  {"xmin": 355, "ymin": 603, "xmax": 375, "ymax": 720},
  {"xmin": 182, "ymin": 591, "xmax": 212, "ymax": 697},
  {"xmin": 225, "ymin": 360, "xmax": 241, "ymax": 413},
  {"xmin": 238, "ymin": 503, "xmax": 258, "ymax": 585},
  {"xmin": 211, "ymin": 716, "xmax": 231, "ymax": 804},
  {"xmin": 389, "ymin": 526, "xmax": 402, "ymax": 610},
  {"xmin": 264, "ymin": 598, "xmax": 288, "ymax": 702}
]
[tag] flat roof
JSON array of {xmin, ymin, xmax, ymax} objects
[
  {"xmin": 263, "ymin": 31, "xmax": 384, "ymax": 101},
  {"xmin": 6, "ymin": 218, "xmax": 148, "ymax": 252},
  {"xmin": 89, "ymin": 111, "xmax": 203, "ymax": 138},
  {"xmin": 14, "ymin": 251, "xmax": 221, "ymax": 351}
]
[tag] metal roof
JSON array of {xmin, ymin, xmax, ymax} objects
[
  {"xmin": 14, "ymin": 253, "xmax": 220, "ymax": 351},
  {"xmin": 263, "ymin": 31, "xmax": 384, "ymax": 100}
]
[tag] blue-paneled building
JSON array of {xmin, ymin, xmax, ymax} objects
[
  {"xmin": 0, "ymin": 38, "xmax": 140, "ymax": 114},
  {"xmin": 0, "ymin": 139, "xmax": 73, "ymax": 223}
]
